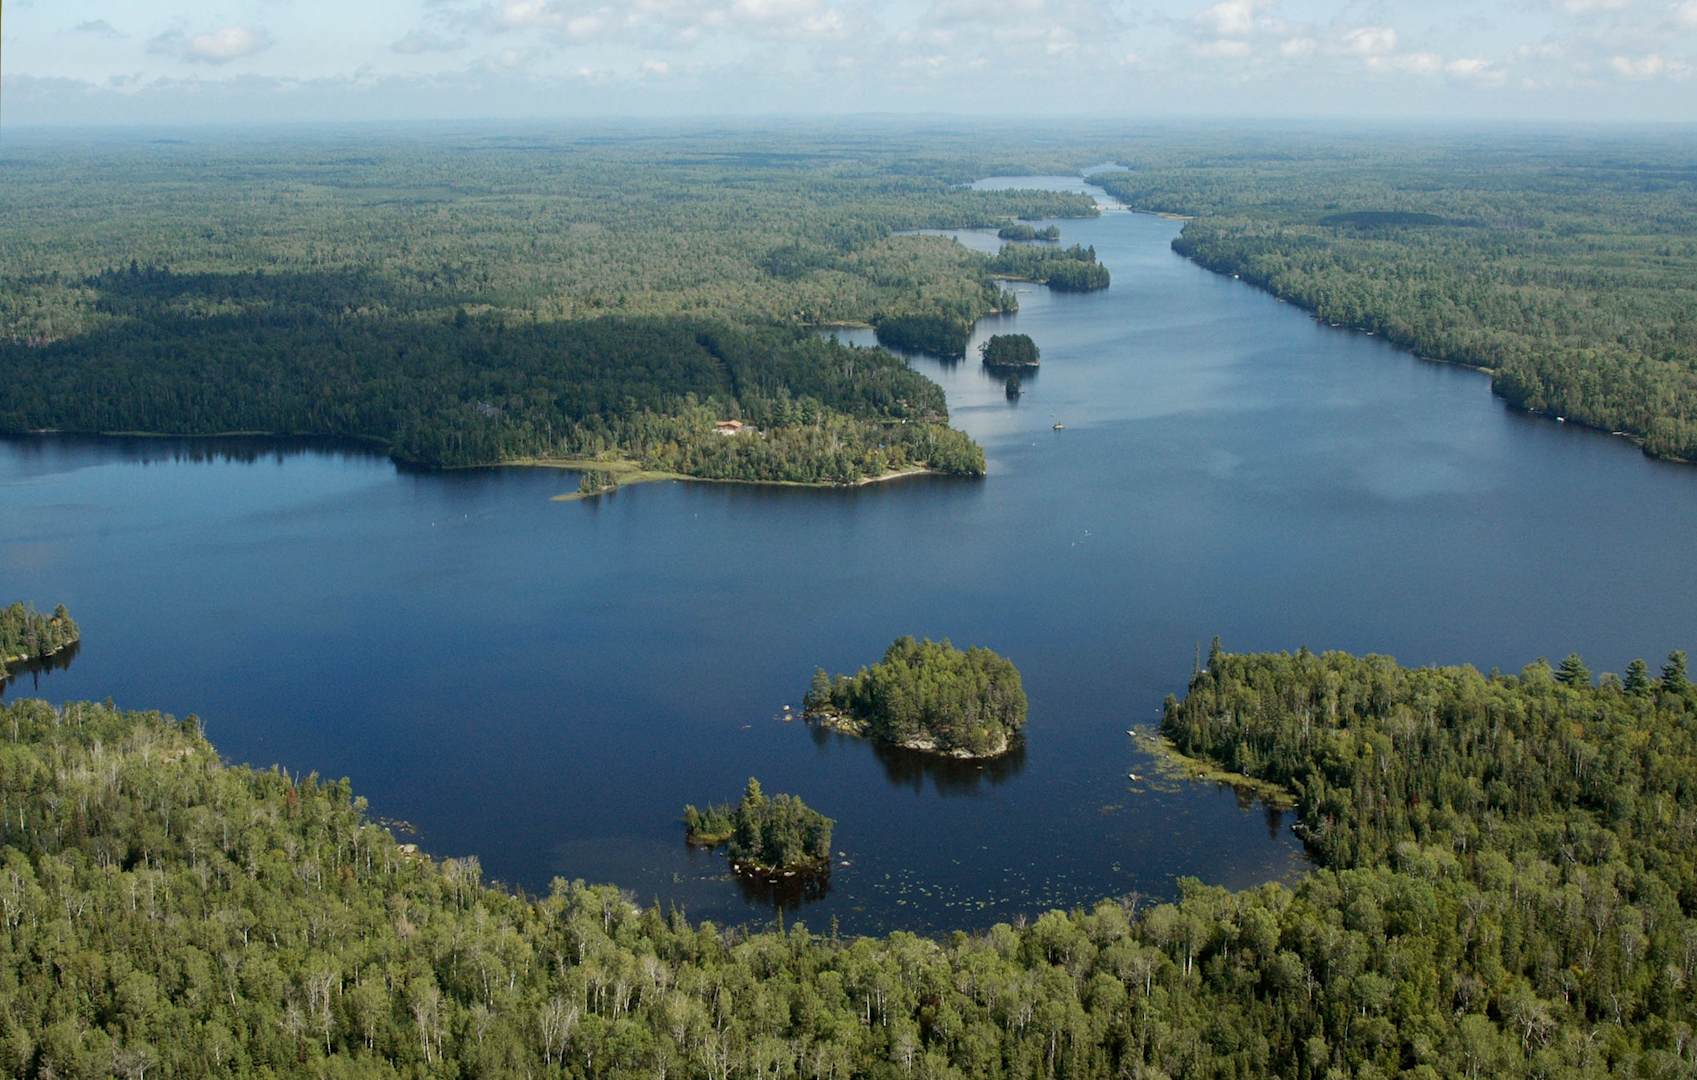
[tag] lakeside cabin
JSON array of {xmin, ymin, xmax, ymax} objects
[{"xmin": 715, "ymin": 420, "xmax": 746, "ymax": 436}]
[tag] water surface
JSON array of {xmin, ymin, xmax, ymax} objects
[{"xmin": 5, "ymin": 180, "xmax": 1695, "ymax": 932}]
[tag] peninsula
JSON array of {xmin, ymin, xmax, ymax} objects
[
  {"xmin": 804, "ymin": 636, "xmax": 1027, "ymax": 758},
  {"xmin": 0, "ymin": 603, "xmax": 78, "ymax": 676}
]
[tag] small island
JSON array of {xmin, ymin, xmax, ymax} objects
[
  {"xmin": 576, "ymin": 469, "xmax": 617, "ymax": 496},
  {"xmin": 871, "ymin": 313, "xmax": 972, "ymax": 360},
  {"xmin": 979, "ymin": 334, "xmax": 1040, "ymax": 369},
  {"xmin": 0, "ymin": 603, "xmax": 79, "ymax": 676},
  {"xmin": 988, "ymin": 243, "xmax": 1110, "ymax": 292},
  {"xmin": 684, "ymin": 778, "xmax": 834, "ymax": 880},
  {"xmin": 804, "ymin": 636, "xmax": 1027, "ymax": 758},
  {"xmin": 997, "ymin": 223, "xmax": 1061, "ymax": 242}
]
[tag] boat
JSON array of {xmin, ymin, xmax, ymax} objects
[{"xmin": 1053, "ymin": 423, "xmax": 1065, "ymax": 430}]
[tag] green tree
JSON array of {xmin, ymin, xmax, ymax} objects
[
  {"xmin": 1625, "ymin": 657, "xmax": 1652, "ymax": 695},
  {"xmin": 1554, "ymin": 652, "xmax": 1591, "ymax": 686}
]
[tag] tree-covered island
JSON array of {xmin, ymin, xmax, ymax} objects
[
  {"xmin": 997, "ymin": 223, "xmax": 1061, "ymax": 242},
  {"xmin": 0, "ymin": 602, "xmax": 78, "ymax": 676},
  {"xmin": 804, "ymin": 636, "xmax": 1027, "ymax": 757},
  {"xmin": 979, "ymin": 334, "xmax": 1041, "ymax": 369},
  {"xmin": 988, "ymin": 243, "xmax": 1110, "ymax": 292},
  {"xmin": 684, "ymin": 778, "xmax": 834, "ymax": 880}
]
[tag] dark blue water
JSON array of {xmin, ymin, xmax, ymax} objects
[{"xmin": 5, "ymin": 182, "xmax": 1696, "ymax": 933}]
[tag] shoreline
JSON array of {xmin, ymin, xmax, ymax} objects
[
  {"xmin": 806, "ymin": 709, "xmax": 1016, "ymax": 760},
  {"xmin": 513, "ymin": 457, "xmax": 950, "ymax": 501},
  {"xmin": 1133, "ymin": 730, "xmax": 1295, "ymax": 809},
  {"xmin": 1164, "ymin": 235, "xmax": 1683, "ymax": 465},
  {"xmin": 1, "ymin": 634, "xmax": 80, "ymax": 677}
]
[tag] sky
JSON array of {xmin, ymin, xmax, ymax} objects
[{"xmin": 2, "ymin": 0, "xmax": 1692, "ymax": 124}]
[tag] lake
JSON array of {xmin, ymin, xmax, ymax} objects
[{"xmin": 4, "ymin": 177, "xmax": 1695, "ymax": 933}]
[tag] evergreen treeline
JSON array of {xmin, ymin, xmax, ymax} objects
[
  {"xmin": 684, "ymin": 778, "xmax": 834, "ymax": 872},
  {"xmin": 1155, "ymin": 639, "xmax": 1697, "ymax": 1076},
  {"xmin": 979, "ymin": 335, "xmax": 1040, "ymax": 369},
  {"xmin": 0, "ymin": 603, "xmax": 78, "ymax": 674},
  {"xmin": 987, "ymin": 245, "xmax": 1110, "ymax": 292},
  {"xmin": 3, "ymin": 637, "xmax": 1697, "ymax": 1076},
  {"xmin": 997, "ymin": 225, "xmax": 1060, "ymax": 242},
  {"xmin": 0, "ymin": 134, "xmax": 1099, "ymax": 478},
  {"xmin": 1092, "ymin": 136, "xmax": 1697, "ymax": 461},
  {"xmin": 804, "ymin": 637, "xmax": 1027, "ymax": 757},
  {"xmin": 871, "ymin": 314, "xmax": 974, "ymax": 360},
  {"xmin": 0, "ymin": 272, "xmax": 984, "ymax": 479}
]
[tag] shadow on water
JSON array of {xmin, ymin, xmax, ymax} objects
[
  {"xmin": 1, "ymin": 640, "xmax": 81, "ymax": 699},
  {"xmin": 870, "ymin": 738, "xmax": 1027, "ymax": 795},
  {"xmin": 0, "ymin": 432, "xmax": 387, "ymax": 470},
  {"xmin": 805, "ymin": 722, "xmax": 1028, "ymax": 796},
  {"xmin": 732, "ymin": 864, "xmax": 833, "ymax": 914}
]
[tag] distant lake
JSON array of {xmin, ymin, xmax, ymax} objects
[{"xmin": 4, "ymin": 179, "xmax": 1695, "ymax": 933}]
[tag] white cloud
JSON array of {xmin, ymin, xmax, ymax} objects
[
  {"xmin": 1394, "ymin": 51, "xmax": 1443, "ymax": 75},
  {"xmin": 1610, "ymin": 52, "xmax": 1666, "ymax": 76},
  {"xmin": 1339, "ymin": 27, "xmax": 1397, "ymax": 56},
  {"xmin": 1447, "ymin": 56, "xmax": 1506, "ymax": 84},
  {"xmin": 1193, "ymin": 0, "xmax": 1259, "ymax": 37},
  {"xmin": 1553, "ymin": 0, "xmax": 1634, "ymax": 12},
  {"xmin": 641, "ymin": 57, "xmax": 670, "ymax": 74},
  {"xmin": 465, "ymin": 0, "xmax": 850, "ymax": 42},
  {"xmin": 1279, "ymin": 36, "xmax": 1315, "ymax": 56},
  {"xmin": 148, "ymin": 25, "xmax": 272, "ymax": 64}
]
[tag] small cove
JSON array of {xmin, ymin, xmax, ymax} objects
[{"xmin": 3, "ymin": 178, "xmax": 1696, "ymax": 933}]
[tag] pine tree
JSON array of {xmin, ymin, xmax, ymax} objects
[
  {"xmin": 1663, "ymin": 650, "xmax": 1689, "ymax": 692},
  {"xmin": 1624, "ymin": 658, "xmax": 1652, "ymax": 695}
]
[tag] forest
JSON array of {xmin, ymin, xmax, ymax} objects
[
  {"xmin": 804, "ymin": 637, "xmax": 1028, "ymax": 758},
  {"xmin": 684, "ymin": 778, "xmax": 835, "ymax": 874},
  {"xmin": 871, "ymin": 314, "xmax": 977, "ymax": 361},
  {"xmin": 987, "ymin": 245, "xmax": 1110, "ymax": 292},
  {"xmin": 979, "ymin": 335, "xmax": 1041, "ymax": 370},
  {"xmin": 3, "ymin": 637, "xmax": 1694, "ymax": 1078},
  {"xmin": 0, "ymin": 276, "xmax": 982, "ymax": 480},
  {"xmin": 1092, "ymin": 132, "xmax": 1697, "ymax": 461},
  {"xmin": 0, "ymin": 132, "xmax": 1098, "ymax": 477},
  {"xmin": 997, "ymin": 225, "xmax": 1060, "ymax": 242},
  {"xmin": 0, "ymin": 603, "xmax": 78, "ymax": 674}
]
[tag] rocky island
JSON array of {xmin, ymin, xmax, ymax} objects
[
  {"xmin": 684, "ymin": 777, "xmax": 834, "ymax": 881},
  {"xmin": 804, "ymin": 636, "xmax": 1027, "ymax": 758}
]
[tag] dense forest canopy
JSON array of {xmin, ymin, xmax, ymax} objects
[
  {"xmin": 997, "ymin": 225, "xmax": 1061, "ymax": 242},
  {"xmin": 5, "ymin": 634, "xmax": 1695, "ymax": 1078},
  {"xmin": 1091, "ymin": 131, "xmax": 1697, "ymax": 461},
  {"xmin": 684, "ymin": 778, "xmax": 835, "ymax": 873},
  {"xmin": 0, "ymin": 132, "xmax": 1100, "ymax": 476},
  {"xmin": 987, "ymin": 245, "xmax": 1109, "ymax": 292},
  {"xmin": 979, "ymin": 335, "xmax": 1041, "ymax": 369},
  {"xmin": 0, "ymin": 288, "xmax": 983, "ymax": 479},
  {"xmin": 805, "ymin": 637, "xmax": 1028, "ymax": 758},
  {"xmin": 0, "ymin": 603, "xmax": 78, "ymax": 674}
]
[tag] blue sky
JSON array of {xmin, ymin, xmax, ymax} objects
[{"xmin": 3, "ymin": 0, "xmax": 1691, "ymax": 123}]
